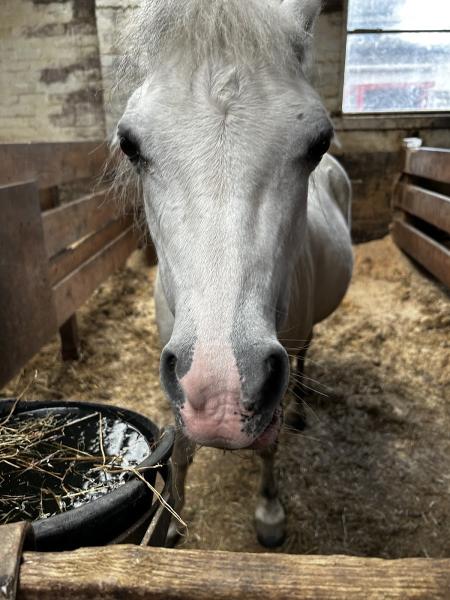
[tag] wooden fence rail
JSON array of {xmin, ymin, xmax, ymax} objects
[
  {"xmin": 17, "ymin": 546, "xmax": 450, "ymax": 600},
  {"xmin": 0, "ymin": 142, "xmax": 108, "ymax": 190},
  {"xmin": 403, "ymin": 146, "xmax": 450, "ymax": 186},
  {"xmin": 42, "ymin": 190, "xmax": 119, "ymax": 257},
  {"xmin": 392, "ymin": 139, "xmax": 450, "ymax": 288},
  {"xmin": 0, "ymin": 142, "xmax": 141, "ymax": 388},
  {"xmin": 53, "ymin": 226, "xmax": 137, "ymax": 327}
]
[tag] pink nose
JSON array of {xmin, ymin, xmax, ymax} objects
[
  {"xmin": 160, "ymin": 339, "xmax": 289, "ymax": 449},
  {"xmin": 180, "ymin": 343, "xmax": 240, "ymax": 409},
  {"xmin": 178, "ymin": 343, "xmax": 250, "ymax": 447}
]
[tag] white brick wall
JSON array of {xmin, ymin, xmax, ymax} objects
[
  {"xmin": 0, "ymin": 0, "xmax": 105, "ymax": 142},
  {"xmin": 95, "ymin": 0, "xmax": 141, "ymax": 137}
]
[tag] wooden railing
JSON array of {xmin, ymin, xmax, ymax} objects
[
  {"xmin": 3, "ymin": 522, "xmax": 450, "ymax": 600},
  {"xmin": 0, "ymin": 142, "xmax": 108, "ymax": 190},
  {"xmin": 0, "ymin": 142, "xmax": 142, "ymax": 388},
  {"xmin": 15, "ymin": 545, "xmax": 450, "ymax": 599},
  {"xmin": 392, "ymin": 139, "xmax": 450, "ymax": 289}
]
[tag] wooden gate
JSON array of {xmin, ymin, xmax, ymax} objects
[{"xmin": 392, "ymin": 138, "xmax": 450, "ymax": 288}]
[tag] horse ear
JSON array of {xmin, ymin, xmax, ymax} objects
[{"xmin": 281, "ymin": 0, "xmax": 322, "ymax": 34}]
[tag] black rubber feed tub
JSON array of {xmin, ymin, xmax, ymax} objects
[{"xmin": 0, "ymin": 399, "xmax": 174, "ymax": 551}]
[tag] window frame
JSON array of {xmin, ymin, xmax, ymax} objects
[{"xmin": 338, "ymin": 0, "xmax": 450, "ymax": 126}]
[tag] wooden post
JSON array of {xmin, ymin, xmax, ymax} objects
[
  {"xmin": 0, "ymin": 182, "xmax": 58, "ymax": 388},
  {"xmin": 0, "ymin": 522, "xmax": 33, "ymax": 600},
  {"xmin": 59, "ymin": 315, "xmax": 80, "ymax": 361}
]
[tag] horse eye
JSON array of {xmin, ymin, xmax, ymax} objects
[
  {"xmin": 307, "ymin": 133, "xmax": 332, "ymax": 163},
  {"xmin": 119, "ymin": 135, "xmax": 140, "ymax": 163}
]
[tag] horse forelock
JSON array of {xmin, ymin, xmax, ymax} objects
[
  {"xmin": 110, "ymin": 0, "xmax": 318, "ymax": 231},
  {"xmin": 119, "ymin": 0, "xmax": 306, "ymax": 87}
]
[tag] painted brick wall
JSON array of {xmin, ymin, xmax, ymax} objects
[
  {"xmin": 95, "ymin": 0, "xmax": 141, "ymax": 138},
  {"xmin": 0, "ymin": 0, "xmax": 105, "ymax": 142}
]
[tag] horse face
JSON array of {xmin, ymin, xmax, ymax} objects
[{"xmin": 117, "ymin": 9, "xmax": 330, "ymax": 450}]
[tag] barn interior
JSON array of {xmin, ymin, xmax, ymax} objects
[{"xmin": 1, "ymin": 0, "xmax": 449, "ymax": 562}]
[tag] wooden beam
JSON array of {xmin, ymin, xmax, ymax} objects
[
  {"xmin": 42, "ymin": 190, "xmax": 121, "ymax": 258},
  {"xmin": 18, "ymin": 546, "xmax": 450, "ymax": 600},
  {"xmin": 59, "ymin": 314, "xmax": 81, "ymax": 362},
  {"xmin": 404, "ymin": 147, "xmax": 450, "ymax": 185},
  {"xmin": 52, "ymin": 227, "xmax": 138, "ymax": 327},
  {"xmin": 48, "ymin": 216, "xmax": 133, "ymax": 285},
  {"xmin": 392, "ymin": 219, "xmax": 450, "ymax": 288},
  {"xmin": 334, "ymin": 114, "xmax": 450, "ymax": 132},
  {"xmin": 394, "ymin": 183, "xmax": 450, "ymax": 235},
  {"xmin": 0, "ymin": 182, "xmax": 58, "ymax": 388},
  {"xmin": 0, "ymin": 142, "xmax": 108, "ymax": 189}
]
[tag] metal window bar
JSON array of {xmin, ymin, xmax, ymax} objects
[{"xmin": 342, "ymin": 10, "xmax": 450, "ymax": 114}]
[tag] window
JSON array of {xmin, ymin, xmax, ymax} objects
[{"xmin": 342, "ymin": 0, "xmax": 450, "ymax": 113}]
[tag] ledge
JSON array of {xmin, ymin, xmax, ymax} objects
[{"xmin": 333, "ymin": 113, "xmax": 450, "ymax": 132}]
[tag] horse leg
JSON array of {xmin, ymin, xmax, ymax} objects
[
  {"xmin": 166, "ymin": 431, "xmax": 196, "ymax": 547},
  {"xmin": 284, "ymin": 331, "xmax": 313, "ymax": 431},
  {"xmin": 255, "ymin": 444, "xmax": 285, "ymax": 547}
]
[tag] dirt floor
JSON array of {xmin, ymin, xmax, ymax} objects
[{"xmin": 3, "ymin": 235, "xmax": 450, "ymax": 558}]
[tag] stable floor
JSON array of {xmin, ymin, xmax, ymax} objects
[{"xmin": 3, "ymin": 236, "xmax": 450, "ymax": 558}]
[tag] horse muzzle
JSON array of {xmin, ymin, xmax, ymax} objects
[{"xmin": 160, "ymin": 341, "xmax": 289, "ymax": 449}]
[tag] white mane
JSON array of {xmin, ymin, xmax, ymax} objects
[{"xmin": 119, "ymin": 0, "xmax": 307, "ymax": 86}]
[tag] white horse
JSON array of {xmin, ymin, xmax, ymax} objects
[{"xmin": 116, "ymin": 0, "xmax": 353, "ymax": 547}]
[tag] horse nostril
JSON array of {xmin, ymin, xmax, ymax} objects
[
  {"xmin": 262, "ymin": 350, "xmax": 288, "ymax": 402},
  {"xmin": 240, "ymin": 346, "xmax": 289, "ymax": 413},
  {"xmin": 265, "ymin": 353, "xmax": 284, "ymax": 379},
  {"xmin": 265, "ymin": 354, "xmax": 277, "ymax": 375},
  {"xmin": 166, "ymin": 353, "xmax": 177, "ymax": 374}
]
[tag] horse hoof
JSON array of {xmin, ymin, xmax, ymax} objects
[
  {"xmin": 255, "ymin": 498, "xmax": 286, "ymax": 548},
  {"xmin": 256, "ymin": 521, "xmax": 286, "ymax": 548}
]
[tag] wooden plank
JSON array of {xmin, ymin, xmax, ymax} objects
[
  {"xmin": 59, "ymin": 315, "xmax": 80, "ymax": 362},
  {"xmin": 52, "ymin": 227, "xmax": 138, "ymax": 327},
  {"xmin": 392, "ymin": 219, "xmax": 450, "ymax": 288},
  {"xmin": 404, "ymin": 147, "xmax": 450, "ymax": 185},
  {"xmin": 394, "ymin": 183, "xmax": 450, "ymax": 235},
  {"xmin": 0, "ymin": 522, "xmax": 33, "ymax": 600},
  {"xmin": 42, "ymin": 191, "xmax": 121, "ymax": 258},
  {"xmin": 18, "ymin": 546, "xmax": 450, "ymax": 600},
  {"xmin": 0, "ymin": 142, "xmax": 108, "ymax": 189},
  {"xmin": 48, "ymin": 216, "xmax": 132, "ymax": 285},
  {"xmin": 0, "ymin": 182, "xmax": 58, "ymax": 388}
]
